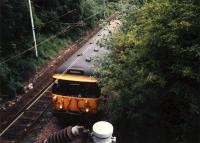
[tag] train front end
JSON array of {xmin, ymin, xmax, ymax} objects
[{"xmin": 51, "ymin": 73, "xmax": 100, "ymax": 115}]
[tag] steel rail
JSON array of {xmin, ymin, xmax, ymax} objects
[{"xmin": 0, "ymin": 12, "xmax": 120, "ymax": 141}]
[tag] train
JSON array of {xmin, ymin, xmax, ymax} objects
[
  {"xmin": 52, "ymin": 67, "xmax": 100, "ymax": 115},
  {"xmin": 51, "ymin": 27, "xmax": 109, "ymax": 116}
]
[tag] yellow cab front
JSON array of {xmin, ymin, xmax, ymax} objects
[{"xmin": 52, "ymin": 74, "xmax": 100, "ymax": 114}]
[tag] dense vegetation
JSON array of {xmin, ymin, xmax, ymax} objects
[
  {"xmin": 99, "ymin": 0, "xmax": 200, "ymax": 142},
  {"xmin": 0, "ymin": 0, "xmax": 120, "ymax": 99}
]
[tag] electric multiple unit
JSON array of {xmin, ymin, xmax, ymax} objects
[
  {"xmin": 52, "ymin": 67, "xmax": 100, "ymax": 114},
  {"xmin": 51, "ymin": 28, "xmax": 109, "ymax": 115}
]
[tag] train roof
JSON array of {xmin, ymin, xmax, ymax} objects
[
  {"xmin": 53, "ymin": 73, "xmax": 97, "ymax": 82},
  {"xmin": 55, "ymin": 27, "xmax": 109, "ymax": 76}
]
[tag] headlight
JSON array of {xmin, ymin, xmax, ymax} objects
[
  {"xmin": 52, "ymin": 95, "xmax": 57, "ymax": 101},
  {"xmin": 84, "ymin": 100, "xmax": 90, "ymax": 112},
  {"xmin": 59, "ymin": 104, "xmax": 63, "ymax": 109},
  {"xmin": 85, "ymin": 108, "xmax": 89, "ymax": 112}
]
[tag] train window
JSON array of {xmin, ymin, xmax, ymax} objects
[
  {"xmin": 67, "ymin": 69, "xmax": 84, "ymax": 75},
  {"xmin": 52, "ymin": 80, "xmax": 100, "ymax": 98}
]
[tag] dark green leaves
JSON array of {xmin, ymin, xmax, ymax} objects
[{"xmin": 99, "ymin": 0, "xmax": 200, "ymax": 142}]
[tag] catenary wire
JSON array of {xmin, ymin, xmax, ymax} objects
[
  {"xmin": 0, "ymin": 10, "xmax": 104, "ymax": 65},
  {"xmin": 0, "ymin": 25, "xmax": 76, "ymax": 65}
]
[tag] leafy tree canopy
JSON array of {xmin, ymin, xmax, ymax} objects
[
  {"xmin": 99, "ymin": 0, "xmax": 200, "ymax": 142},
  {"xmin": 0, "ymin": 0, "xmax": 120, "ymax": 99}
]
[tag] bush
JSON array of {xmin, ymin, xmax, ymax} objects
[
  {"xmin": 99, "ymin": 0, "xmax": 200, "ymax": 142},
  {"xmin": 0, "ymin": 0, "xmax": 122, "ymax": 99}
]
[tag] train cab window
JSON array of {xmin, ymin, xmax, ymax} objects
[{"xmin": 52, "ymin": 80, "xmax": 100, "ymax": 98}]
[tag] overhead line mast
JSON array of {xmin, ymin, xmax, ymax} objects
[{"xmin": 28, "ymin": 0, "xmax": 38, "ymax": 57}]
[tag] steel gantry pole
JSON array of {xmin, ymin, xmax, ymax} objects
[
  {"xmin": 103, "ymin": 0, "xmax": 106, "ymax": 18},
  {"xmin": 28, "ymin": 0, "xmax": 38, "ymax": 57}
]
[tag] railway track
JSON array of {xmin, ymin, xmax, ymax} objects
[
  {"xmin": 0, "ymin": 26, "xmax": 101, "ymax": 143},
  {"xmin": 0, "ymin": 80, "xmax": 54, "ymax": 142},
  {"xmin": 0, "ymin": 12, "xmax": 120, "ymax": 143},
  {"xmin": 0, "ymin": 42, "xmax": 95, "ymax": 142},
  {"xmin": 0, "ymin": 29, "xmax": 101, "ymax": 142}
]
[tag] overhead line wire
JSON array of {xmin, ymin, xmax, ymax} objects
[
  {"xmin": 83, "ymin": 9, "xmax": 104, "ymax": 21},
  {"xmin": 35, "ymin": 9, "xmax": 77, "ymax": 28},
  {"xmin": 8, "ymin": 9, "xmax": 76, "ymax": 48},
  {"xmin": 0, "ymin": 8, "xmax": 107, "ymax": 65},
  {"xmin": 0, "ymin": 25, "xmax": 77, "ymax": 65},
  {"xmin": 36, "ymin": 26, "xmax": 75, "ymax": 47},
  {"xmin": 0, "ymin": 47, "xmax": 35, "ymax": 65}
]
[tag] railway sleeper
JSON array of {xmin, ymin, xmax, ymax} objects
[
  {"xmin": 41, "ymin": 94, "xmax": 52, "ymax": 99},
  {"xmin": 38, "ymin": 98, "xmax": 51, "ymax": 103},
  {"xmin": 22, "ymin": 115, "xmax": 41, "ymax": 122},
  {"xmin": 1, "ymin": 134, "xmax": 18, "ymax": 141},
  {"xmin": 35, "ymin": 100, "xmax": 50, "ymax": 106},
  {"xmin": 30, "ymin": 104, "xmax": 49, "ymax": 111},
  {"xmin": 3, "ymin": 132, "xmax": 26, "ymax": 141},
  {"xmin": 23, "ymin": 110, "xmax": 42, "ymax": 116},
  {"xmin": 2, "ymin": 127, "xmax": 26, "ymax": 138},
  {"xmin": 13, "ymin": 119, "xmax": 32, "ymax": 126},
  {"xmin": 42, "ymin": 97, "xmax": 51, "ymax": 101},
  {"xmin": 13, "ymin": 123, "xmax": 32, "ymax": 128},
  {"xmin": 3, "ymin": 122, "xmax": 36, "ymax": 140}
]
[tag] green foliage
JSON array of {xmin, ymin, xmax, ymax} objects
[
  {"xmin": 99, "ymin": 0, "xmax": 200, "ymax": 142},
  {"xmin": 0, "ymin": 0, "xmax": 120, "ymax": 99},
  {"xmin": 37, "ymin": 36, "xmax": 70, "ymax": 60},
  {"xmin": 128, "ymin": 0, "xmax": 151, "ymax": 6},
  {"xmin": 34, "ymin": 0, "xmax": 81, "ymax": 33},
  {"xmin": 81, "ymin": 0, "xmax": 99, "ymax": 27},
  {"xmin": 0, "ymin": 0, "xmax": 32, "ymax": 57}
]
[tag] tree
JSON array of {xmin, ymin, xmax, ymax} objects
[
  {"xmin": 0, "ymin": 0, "xmax": 121, "ymax": 99},
  {"xmin": 0, "ymin": 0, "xmax": 32, "ymax": 57},
  {"xmin": 99, "ymin": 0, "xmax": 200, "ymax": 142}
]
